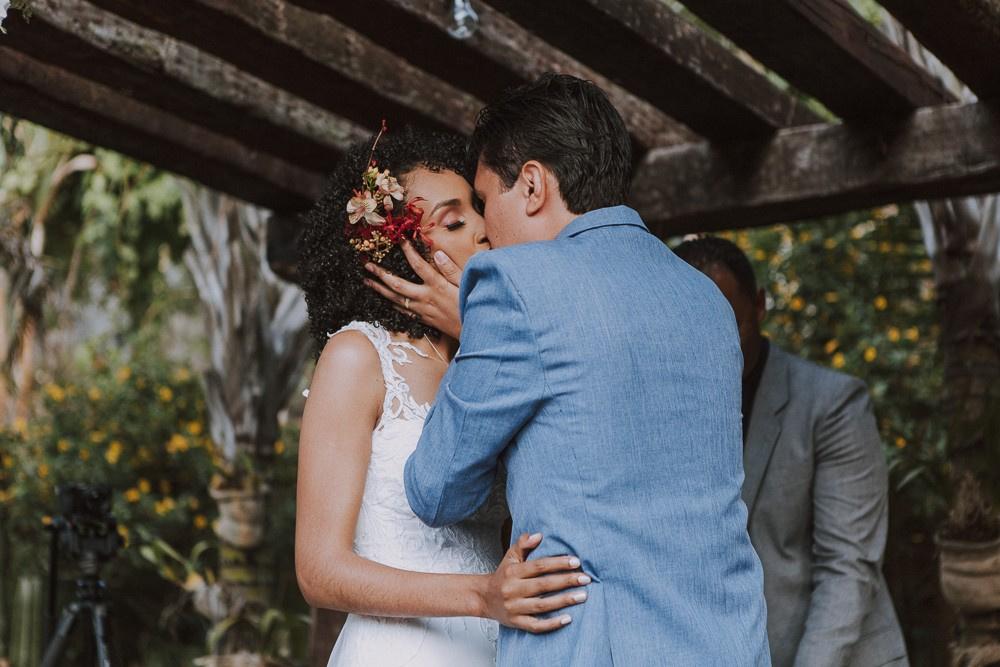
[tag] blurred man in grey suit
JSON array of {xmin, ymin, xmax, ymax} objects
[{"xmin": 675, "ymin": 237, "xmax": 908, "ymax": 667}]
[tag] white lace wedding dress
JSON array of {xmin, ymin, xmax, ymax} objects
[{"xmin": 315, "ymin": 321, "xmax": 507, "ymax": 667}]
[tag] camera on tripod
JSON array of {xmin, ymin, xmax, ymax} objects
[
  {"xmin": 50, "ymin": 483, "xmax": 123, "ymax": 569},
  {"xmin": 41, "ymin": 483, "xmax": 124, "ymax": 667}
]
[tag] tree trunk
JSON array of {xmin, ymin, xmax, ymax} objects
[
  {"xmin": 916, "ymin": 198, "xmax": 1000, "ymax": 503},
  {"xmin": 180, "ymin": 183, "xmax": 311, "ymax": 657},
  {"xmin": 879, "ymin": 12, "xmax": 1000, "ymax": 660},
  {"xmin": 877, "ymin": 14, "xmax": 1000, "ymax": 661}
]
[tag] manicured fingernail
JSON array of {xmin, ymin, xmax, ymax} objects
[
  {"xmin": 434, "ymin": 251, "xmax": 448, "ymax": 265},
  {"xmin": 577, "ymin": 575, "xmax": 592, "ymax": 585},
  {"xmin": 572, "ymin": 592, "xmax": 587, "ymax": 603},
  {"xmin": 560, "ymin": 615, "xmax": 572, "ymax": 625},
  {"xmin": 568, "ymin": 557, "xmax": 581, "ymax": 568},
  {"xmin": 365, "ymin": 263, "xmax": 375, "ymax": 272},
  {"xmin": 529, "ymin": 532, "xmax": 542, "ymax": 542}
]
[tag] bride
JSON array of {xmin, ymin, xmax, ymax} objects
[{"xmin": 295, "ymin": 126, "xmax": 588, "ymax": 666}]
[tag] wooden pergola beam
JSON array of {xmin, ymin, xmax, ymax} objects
[
  {"xmin": 679, "ymin": 0, "xmax": 955, "ymax": 118},
  {"xmin": 86, "ymin": 0, "xmax": 483, "ymax": 136},
  {"xmin": 4, "ymin": 0, "xmax": 363, "ymax": 172},
  {"xmin": 482, "ymin": 0, "xmax": 822, "ymax": 141},
  {"xmin": 630, "ymin": 101, "xmax": 1000, "ymax": 235},
  {"xmin": 878, "ymin": 0, "xmax": 1000, "ymax": 101},
  {"xmin": 0, "ymin": 48, "xmax": 323, "ymax": 211},
  {"xmin": 302, "ymin": 0, "xmax": 696, "ymax": 150}
]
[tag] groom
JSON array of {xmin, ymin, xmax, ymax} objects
[{"xmin": 404, "ymin": 74, "xmax": 770, "ymax": 665}]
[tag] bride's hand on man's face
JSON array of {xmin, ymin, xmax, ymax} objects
[
  {"xmin": 364, "ymin": 241, "xmax": 463, "ymax": 339},
  {"xmin": 481, "ymin": 532, "xmax": 590, "ymax": 633}
]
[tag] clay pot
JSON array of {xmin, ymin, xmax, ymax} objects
[
  {"xmin": 939, "ymin": 535, "xmax": 1000, "ymax": 614},
  {"xmin": 210, "ymin": 484, "xmax": 270, "ymax": 550}
]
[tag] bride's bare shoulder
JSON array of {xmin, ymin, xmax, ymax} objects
[{"xmin": 310, "ymin": 330, "xmax": 383, "ymax": 400}]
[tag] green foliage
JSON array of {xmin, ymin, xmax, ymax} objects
[
  {"xmin": 0, "ymin": 335, "xmax": 306, "ymax": 662},
  {"xmin": 75, "ymin": 150, "xmax": 186, "ymax": 322},
  {"xmin": 2, "ymin": 119, "xmax": 305, "ymax": 663},
  {"xmin": 0, "ymin": 338, "xmax": 215, "ymax": 573},
  {"xmin": 0, "ymin": 119, "xmax": 186, "ymax": 328},
  {"xmin": 0, "ymin": 339, "xmax": 216, "ymax": 663}
]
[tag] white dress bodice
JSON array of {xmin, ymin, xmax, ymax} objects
[{"xmin": 316, "ymin": 321, "xmax": 507, "ymax": 667}]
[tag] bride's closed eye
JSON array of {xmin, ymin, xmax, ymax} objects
[{"xmin": 445, "ymin": 220, "xmax": 466, "ymax": 232}]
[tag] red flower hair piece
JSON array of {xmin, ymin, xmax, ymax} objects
[{"xmin": 344, "ymin": 121, "xmax": 425, "ymax": 263}]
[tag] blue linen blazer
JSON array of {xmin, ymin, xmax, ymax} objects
[{"xmin": 405, "ymin": 206, "xmax": 770, "ymax": 666}]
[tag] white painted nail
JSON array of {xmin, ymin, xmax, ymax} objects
[
  {"xmin": 568, "ymin": 557, "xmax": 581, "ymax": 568},
  {"xmin": 572, "ymin": 592, "xmax": 588, "ymax": 602},
  {"xmin": 578, "ymin": 574, "xmax": 592, "ymax": 585},
  {"xmin": 529, "ymin": 532, "xmax": 542, "ymax": 542},
  {"xmin": 560, "ymin": 615, "xmax": 572, "ymax": 625}
]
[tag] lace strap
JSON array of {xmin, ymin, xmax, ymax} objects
[{"xmin": 327, "ymin": 321, "xmax": 428, "ymax": 423}]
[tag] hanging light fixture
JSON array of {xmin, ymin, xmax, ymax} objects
[{"xmin": 447, "ymin": 0, "xmax": 479, "ymax": 40}]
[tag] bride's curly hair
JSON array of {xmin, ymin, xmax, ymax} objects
[{"xmin": 298, "ymin": 126, "xmax": 468, "ymax": 353}]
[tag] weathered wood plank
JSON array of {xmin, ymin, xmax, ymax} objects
[
  {"xmin": 86, "ymin": 0, "xmax": 484, "ymax": 135},
  {"xmin": 0, "ymin": 48, "xmax": 322, "ymax": 211},
  {"xmin": 630, "ymin": 101, "xmax": 1000, "ymax": 234},
  {"xmin": 300, "ymin": 0, "xmax": 696, "ymax": 150},
  {"xmin": 878, "ymin": 0, "xmax": 1000, "ymax": 100},
  {"xmin": 2, "ymin": 0, "xmax": 364, "ymax": 172},
  {"xmin": 680, "ymin": 0, "xmax": 955, "ymax": 118},
  {"xmin": 483, "ymin": 0, "xmax": 821, "ymax": 140}
]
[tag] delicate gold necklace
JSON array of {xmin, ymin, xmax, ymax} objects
[{"xmin": 423, "ymin": 335, "xmax": 449, "ymax": 364}]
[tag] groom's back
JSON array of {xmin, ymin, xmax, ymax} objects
[{"xmin": 492, "ymin": 207, "xmax": 769, "ymax": 666}]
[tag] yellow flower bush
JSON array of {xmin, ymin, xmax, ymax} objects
[
  {"xmin": 45, "ymin": 384, "xmax": 66, "ymax": 402},
  {"xmin": 1, "ymin": 349, "xmax": 218, "ymax": 601}
]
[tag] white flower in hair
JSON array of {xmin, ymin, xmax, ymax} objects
[
  {"xmin": 375, "ymin": 169, "xmax": 405, "ymax": 209},
  {"xmin": 346, "ymin": 190, "xmax": 385, "ymax": 226}
]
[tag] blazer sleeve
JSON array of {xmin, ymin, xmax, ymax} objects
[
  {"xmin": 793, "ymin": 378, "xmax": 889, "ymax": 667},
  {"xmin": 404, "ymin": 254, "xmax": 546, "ymax": 528}
]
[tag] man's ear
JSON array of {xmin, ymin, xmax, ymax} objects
[{"xmin": 520, "ymin": 161, "xmax": 547, "ymax": 217}]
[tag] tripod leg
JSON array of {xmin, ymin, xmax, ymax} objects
[
  {"xmin": 92, "ymin": 602, "xmax": 113, "ymax": 667},
  {"xmin": 40, "ymin": 602, "xmax": 80, "ymax": 667}
]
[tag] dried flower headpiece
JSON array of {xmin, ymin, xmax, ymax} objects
[{"xmin": 344, "ymin": 121, "xmax": 425, "ymax": 263}]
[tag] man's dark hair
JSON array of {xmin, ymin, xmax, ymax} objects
[
  {"xmin": 674, "ymin": 236, "xmax": 758, "ymax": 298},
  {"xmin": 298, "ymin": 126, "xmax": 468, "ymax": 353},
  {"xmin": 467, "ymin": 73, "xmax": 632, "ymax": 214}
]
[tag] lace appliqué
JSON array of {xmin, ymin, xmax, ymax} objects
[{"xmin": 303, "ymin": 322, "xmax": 431, "ymax": 427}]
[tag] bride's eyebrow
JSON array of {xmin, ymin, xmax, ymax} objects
[{"xmin": 429, "ymin": 198, "xmax": 461, "ymax": 217}]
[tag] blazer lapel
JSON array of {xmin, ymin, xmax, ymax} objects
[{"xmin": 741, "ymin": 346, "xmax": 790, "ymax": 517}]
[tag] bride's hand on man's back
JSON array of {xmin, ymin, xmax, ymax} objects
[{"xmin": 479, "ymin": 532, "xmax": 591, "ymax": 633}]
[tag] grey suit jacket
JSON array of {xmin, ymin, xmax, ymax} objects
[{"xmin": 744, "ymin": 344, "xmax": 907, "ymax": 667}]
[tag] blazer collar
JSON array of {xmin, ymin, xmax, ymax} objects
[
  {"xmin": 556, "ymin": 205, "xmax": 649, "ymax": 240},
  {"xmin": 742, "ymin": 343, "xmax": 791, "ymax": 517}
]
